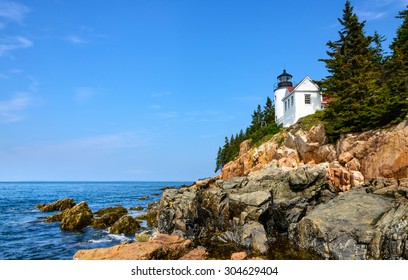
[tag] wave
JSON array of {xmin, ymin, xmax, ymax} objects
[{"xmin": 87, "ymin": 232, "xmax": 131, "ymax": 244}]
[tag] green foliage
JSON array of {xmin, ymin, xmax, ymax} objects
[
  {"xmin": 214, "ymin": 97, "xmax": 280, "ymax": 172},
  {"xmin": 320, "ymin": 1, "xmax": 408, "ymax": 140},
  {"xmin": 296, "ymin": 110, "xmax": 325, "ymax": 132},
  {"xmin": 385, "ymin": 7, "xmax": 408, "ymax": 124}
]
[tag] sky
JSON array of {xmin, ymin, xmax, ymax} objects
[{"xmin": 0, "ymin": 0, "xmax": 407, "ymax": 181}]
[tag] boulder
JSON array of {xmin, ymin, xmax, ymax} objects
[
  {"xmin": 92, "ymin": 206, "xmax": 128, "ymax": 229},
  {"xmin": 158, "ymin": 163, "xmax": 332, "ymax": 254},
  {"xmin": 36, "ymin": 198, "xmax": 75, "ymax": 212},
  {"xmin": 239, "ymin": 139, "xmax": 252, "ymax": 156},
  {"xmin": 94, "ymin": 206, "xmax": 127, "ymax": 217},
  {"xmin": 109, "ymin": 216, "xmax": 141, "ymax": 235},
  {"xmin": 60, "ymin": 201, "xmax": 93, "ymax": 231},
  {"xmin": 288, "ymin": 164, "xmax": 326, "ymax": 191},
  {"xmin": 289, "ymin": 187, "xmax": 408, "ymax": 259},
  {"xmin": 73, "ymin": 234, "xmax": 193, "ymax": 260},
  {"xmin": 44, "ymin": 211, "xmax": 66, "ymax": 223},
  {"xmin": 241, "ymin": 221, "xmax": 269, "ymax": 254},
  {"xmin": 231, "ymin": 252, "xmax": 248, "ymax": 260},
  {"xmin": 338, "ymin": 121, "xmax": 408, "ymax": 179},
  {"xmin": 92, "ymin": 212, "xmax": 126, "ymax": 229},
  {"xmin": 179, "ymin": 246, "xmax": 208, "ymax": 260}
]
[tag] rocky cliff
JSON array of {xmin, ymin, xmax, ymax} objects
[
  {"xmin": 157, "ymin": 116, "xmax": 408, "ymax": 259},
  {"xmin": 222, "ymin": 117, "xmax": 408, "ymax": 191}
]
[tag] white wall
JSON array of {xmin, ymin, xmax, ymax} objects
[
  {"xmin": 295, "ymin": 91, "xmax": 321, "ymax": 122},
  {"xmin": 274, "ymin": 87, "xmax": 288, "ymax": 124},
  {"xmin": 280, "ymin": 77, "xmax": 322, "ymax": 127}
]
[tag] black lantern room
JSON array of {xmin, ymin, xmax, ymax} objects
[{"xmin": 277, "ymin": 69, "xmax": 293, "ymax": 88}]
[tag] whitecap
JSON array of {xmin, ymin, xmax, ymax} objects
[
  {"xmin": 108, "ymin": 233, "xmax": 131, "ymax": 243},
  {"xmin": 88, "ymin": 238, "xmax": 111, "ymax": 244}
]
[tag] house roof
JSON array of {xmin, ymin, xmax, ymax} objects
[
  {"xmin": 322, "ymin": 95, "xmax": 334, "ymax": 104},
  {"xmin": 282, "ymin": 76, "xmax": 320, "ymax": 101}
]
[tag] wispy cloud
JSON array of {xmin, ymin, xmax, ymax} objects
[
  {"xmin": 0, "ymin": 0, "xmax": 31, "ymax": 23},
  {"xmin": 0, "ymin": 93, "xmax": 31, "ymax": 123},
  {"xmin": 28, "ymin": 75, "xmax": 40, "ymax": 92},
  {"xmin": 65, "ymin": 35, "xmax": 88, "ymax": 45},
  {"xmin": 357, "ymin": 0, "xmax": 408, "ymax": 21},
  {"xmin": 357, "ymin": 10, "xmax": 387, "ymax": 21},
  {"xmin": 0, "ymin": 35, "xmax": 33, "ymax": 56}
]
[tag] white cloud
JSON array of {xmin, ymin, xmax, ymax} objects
[
  {"xmin": 356, "ymin": 10, "xmax": 387, "ymax": 21},
  {"xmin": 357, "ymin": 0, "xmax": 408, "ymax": 21},
  {"xmin": 28, "ymin": 75, "xmax": 40, "ymax": 92},
  {"xmin": 0, "ymin": 35, "xmax": 33, "ymax": 56},
  {"xmin": 65, "ymin": 35, "xmax": 88, "ymax": 45},
  {"xmin": 0, "ymin": 0, "xmax": 30, "ymax": 23},
  {"xmin": 0, "ymin": 93, "xmax": 31, "ymax": 123}
]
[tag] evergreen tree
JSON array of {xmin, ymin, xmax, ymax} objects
[
  {"xmin": 214, "ymin": 97, "xmax": 280, "ymax": 172},
  {"xmin": 319, "ymin": 1, "xmax": 383, "ymax": 137},
  {"xmin": 248, "ymin": 105, "xmax": 264, "ymax": 134},
  {"xmin": 215, "ymin": 147, "xmax": 223, "ymax": 173},
  {"xmin": 263, "ymin": 96, "xmax": 275, "ymax": 123},
  {"xmin": 385, "ymin": 6, "xmax": 408, "ymax": 123}
]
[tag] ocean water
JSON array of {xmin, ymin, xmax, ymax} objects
[{"xmin": 0, "ymin": 181, "xmax": 190, "ymax": 260}]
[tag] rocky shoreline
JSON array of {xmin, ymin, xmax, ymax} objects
[{"xmin": 39, "ymin": 116, "xmax": 408, "ymax": 260}]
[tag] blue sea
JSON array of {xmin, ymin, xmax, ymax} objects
[{"xmin": 0, "ymin": 181, "xmax": 190, "ymax": 260}]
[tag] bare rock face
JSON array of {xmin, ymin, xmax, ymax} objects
[
  {"xmin": 239, "ymin": 139, "xmax": 252, "ymax": 156},
  {"xmin": 337, "ymin": 120, "xmax": 408, "ymax": 180},
  {"xmin": 73, "ymin": 234, "xmax": 193, "ymax": 260},
  {"xmin": 36, "ymin": 198, "xmax": 75, "ymax": 212},
  {"xmin": 231, "ymin": 251, "xmax": 248, "ymax": 260},
  {"xmin": 153, "ymin": 119, "xmax": 408, "ymax": 260},
  {"xmin": 109, "ymin": 216, "xmax": 141, "ymax": 235},
  {"xmin": 92, "ymin": 206, "xmax": 128, "ymax": 229},
  {"xmin": 220, "ymin": 117, "xmax": 408, "ymax": 192},
  {"xmin": 60, "ymin": 201, "xmax": 93, "ymax": 231},
  {"xmin": 158, "ymin": 163, "xmax": 333, "ymax": 255},
  {"xmin": 178, "ymin": 246, "xmax": 208, "ymax": 260},
  {"xmin": 289, "ymin": 180, "xmax": 408, "ymax": 260}
]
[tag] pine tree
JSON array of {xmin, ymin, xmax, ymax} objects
[
  {"xmin": 319, "ymin": 1, "xmax": 383, "ymax": 137},
  {"xmin": 214, "ymin": 97, "xmax": 280, "ymax": 173},
  {"xmin": 215, "ymin": 147, "xmax": 223, "ymax": 173},
  {"xmin": 385, "ymin": 6, "xmax": 408, "ymax": 124},
  {"xmin": 248, "ymin": 105, "xmax": 264, "ymax": 134},
  {"xmin": 263, "ymin": 96, "xmax": 275, "ymax": 123}
]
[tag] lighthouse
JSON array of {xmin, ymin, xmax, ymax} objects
[
  {"xmin": 274, "ymin": 69, "xmax": 293, "ymax": 124},
  {"xmin": 273, "ymin": 69, "xmax": 323, "ymax": 127}
]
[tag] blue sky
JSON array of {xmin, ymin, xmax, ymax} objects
[{"xmin": 0, "ymin": 0, "xmax": 407, "ymax": 181}]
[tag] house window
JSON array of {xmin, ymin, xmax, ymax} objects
[
  {"xmin": 285, "ymin": 101, "xmax": 287, "ymax": 111},
  {"xmin": 305, "ymin": 94, "xmax": 311, "ymax": 104},
  {"xmin": 291, "ymin": 96, "xmax": 294, "ymax": 107}
]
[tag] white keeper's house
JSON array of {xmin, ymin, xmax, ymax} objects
[{"xmin": 274, "ymin": 69, "xmax": 324, "ymax": 127}]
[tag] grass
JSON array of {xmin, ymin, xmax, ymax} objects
[{"xmin": 293, "ymin": 110, "xmax": 325, "ymax": 132}]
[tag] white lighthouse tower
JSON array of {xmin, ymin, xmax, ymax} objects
[{"xmin": 274, "ymin": 69, "xmax": 293, "ymax": 124}]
